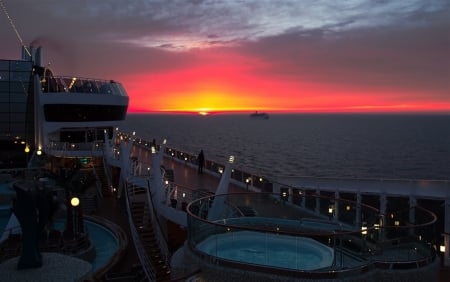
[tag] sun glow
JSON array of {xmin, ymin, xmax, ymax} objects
[{"xmin": 121, "ymin": 51, "xmax": 450, "ymax": 115}]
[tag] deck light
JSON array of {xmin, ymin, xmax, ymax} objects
[
  {"xmin": 228, "ymin": 155, "xmax": 235, "ymax": 163},
  {"xmin": 328, "ymin": 206, "xmax": 333, "ymax": 214},
  {"xmin": 163, "ymin": 139, "xmax": 167, "ymax": 145},
  {"xmin": 440, "ymin": 245, "xmax": 445, "ymax": 253},
  {"xmin": 24, "ymin": 145, "xmax": 30, "ymax": 153},
  {"xmin": 346, "ymin": 205, "xmax": 351, "ymax": 211},
  {"xmin": 36, "ymin": 149, "xmax": 42, "ymax": 156},
  {"xmin": 394, "ymin": 220, "xmax": 400, "ymax": 226},
  {"xmin": 68, "ymin": 77, "xmax": 77, "ymax": 90},
  {"xmin": 71, "ymin": 197, "xmax": 80, "ymax": 207},
  {"xmin": 361, "ymin": 226, "xmax": 367, "ymax": 235},
  {"xmin": 151, "ymin": 146, "xmax": 156, "ymax": 154},
  {"xmin": 218, "ymin": 167, "xmax": 223, "ymax": 174},
  {"xmin": 182, "ymin": 193, "xmax": 186, "ymax": 198}
]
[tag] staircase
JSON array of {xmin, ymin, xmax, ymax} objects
[
  {"xmin": 128, "ymin": 187, "xmax": 171, "ymax": 281},
  {"xmin": 94, "ymin": 162, "xmax": 112, "ymax": 197},
  {"xmin": 79, "ymin": 194, "xmax": 98, "ymax": 215}
]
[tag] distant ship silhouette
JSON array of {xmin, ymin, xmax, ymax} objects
[{"xmin": 250, "ymin": 111, "xmax": 269, "ymax": 119}]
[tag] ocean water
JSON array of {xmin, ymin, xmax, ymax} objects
[{"xmin": 121, "ymin": 114, "xmax": 450, "ymax": 180}]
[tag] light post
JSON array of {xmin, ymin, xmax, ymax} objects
[{"xmin": 71, "ymin": 196, "xmax": 80, "ymax": 238}]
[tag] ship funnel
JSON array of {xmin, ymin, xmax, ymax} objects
[
  {"xmin": 34, "ymin": 47, "xmax": 44, "ymax": 67},
  {"xmin": 21, "ymin": 46, "xmax": 43, "ymax": 67}
]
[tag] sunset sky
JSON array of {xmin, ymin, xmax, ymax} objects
[{"xmin": 1, "ymin": 0, "xmax": 449, "ymax": 114}]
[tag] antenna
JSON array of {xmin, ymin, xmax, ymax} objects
[{"xmin": 0, "ymin": 0, "xmax": 31, "ymax": 57}]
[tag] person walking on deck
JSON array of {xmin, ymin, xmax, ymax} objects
[{"xmin": 198, "ymin": 149, "xmax": 205, "ymax": 174}]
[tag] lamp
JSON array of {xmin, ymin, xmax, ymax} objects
[
  {"xmin": 361, "ymin": 226, "xmax": 367, "ymax": 235},
  {"xmin": 71, "ymin": 197, "xmax": 80, "ymax": 207}
]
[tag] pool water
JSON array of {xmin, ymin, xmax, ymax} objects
[
  {"xmin": 197, "ymin": 230, "xmax": 334, "ymax": 271},
  {"xmin": 0, "ymin": 182, "xmax": 119, "ymax": 272},
  {"xmin": 85, "ymin": 220, "xmax": 118, "ymax": 271},
  {"xmin": 52, "ymin": 219, "xmax": 118, "ymax": 271},
  {"xmin": 0, "ymin": 213, "xmax": 118, "ymax": 272}
]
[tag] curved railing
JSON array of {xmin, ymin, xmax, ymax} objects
[
  {"xmin": 185, "ymin": 192, "xmax": 437, "ymax": 279},
  {"xmin": 41, "ymin": 76, "xmax": 127, "ymax": 96}
]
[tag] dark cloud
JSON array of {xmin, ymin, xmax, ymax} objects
[
  {"xmin": 1, "ymin": 0, "xmax": 448, "ymax": 108},
  {"xmin": 234, "ymin": 7, "xmax": 450, "ymax": 99}
]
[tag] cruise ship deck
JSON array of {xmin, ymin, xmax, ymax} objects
[
  {"xmin": 107, "ymin": 145, "xmax": 450, "ymax": 281},
  {"xmin": 1, "ymin": 143, "xmax": 449, "ymax": 281}
]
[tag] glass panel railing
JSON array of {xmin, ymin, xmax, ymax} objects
[
  {"xmin": 186, "ymin": 193, "xmax": 437, "ymax": 276},
  {"xmin": 41, "ymin": 76, "xmax": 127, "ymax": 96}
]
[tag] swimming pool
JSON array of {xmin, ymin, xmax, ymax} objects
[
  {"xmin": 196, "ymin": 230, "xmax": 334, "ymax": 271},
  {"xmin": 51, "ymin": 218, "xmax": 119, "ymax": 272},
  {"xmin": 85, "ymin": 220, "xmax": 118, "ymax": 271},
  {"xmin": 0, "ymin": 211, "xmax": 119, "ymax": 273}
]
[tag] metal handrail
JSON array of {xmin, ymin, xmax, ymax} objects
[
  {"xmin": 124, "ymin": 182, "xmax": 157, "ymax": 281},
  {"xmin": 144, "ymin": 179, "xmax": 171, "ymax": 263}
]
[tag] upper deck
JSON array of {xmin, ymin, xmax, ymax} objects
[{"xmin": 41, "ymin": 76, "xmax": 127, "ymax": 97}]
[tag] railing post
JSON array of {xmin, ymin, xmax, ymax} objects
[
  {"xmin": 315, "ymin": 189, "xmax": 320, "ymax": 215},
  {"xmin": 334, "ymin": 191, "xmax": 339, "ymax": 221},
  {"xmin": 355, "ymin": 192, "xmax": 361, "ymax": 227},
  {"xmin": 443, "ymin": 198, "xmax": 450, "ymax": 266},
  {"xmin": 409, "ymin": 196, "xmax": 416, "ymax": 236}
]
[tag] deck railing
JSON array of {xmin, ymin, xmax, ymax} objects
[
  {"xmin": 41, "ymin": 76, "xmax": 127, "ymax": 96},
  {"xmin": 186, "ymin": 192, "xmax": 437, "ymax": 279}
]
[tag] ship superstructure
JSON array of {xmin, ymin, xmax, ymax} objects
[{"xmin": 0, "ymin": 46, "xmax": 128, "ymax": 168}]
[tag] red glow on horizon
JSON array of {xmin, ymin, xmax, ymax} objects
[{"xmin": 121, "ymin": 50, "xmax": 450, "ymax": 115}]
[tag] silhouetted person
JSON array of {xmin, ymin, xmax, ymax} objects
[{"xmin": 198, "ymin": 150, "xmax": 205, "ymax": 174}]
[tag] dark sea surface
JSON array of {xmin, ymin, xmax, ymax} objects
[{"xmin": 121, "ymin": 114, "xmax": 450, "ymax": 180}]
